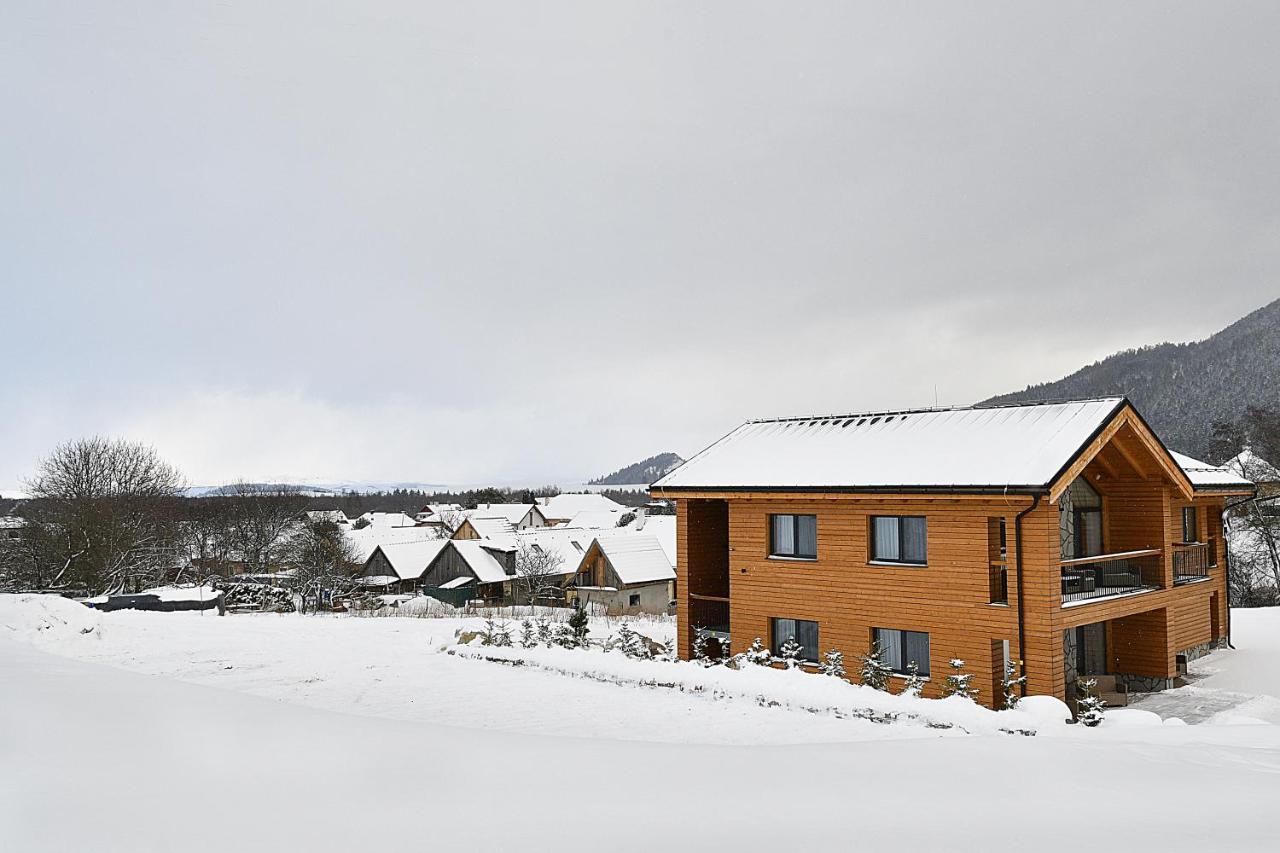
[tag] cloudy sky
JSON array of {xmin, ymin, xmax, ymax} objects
[{"xmin": 1, "ymin": 2, "xmax": 1277, "ymax": 490}]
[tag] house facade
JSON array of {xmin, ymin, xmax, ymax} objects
[{"xmin": 651, "ymin": 398, "xmax": 1254, "ymax": 710}]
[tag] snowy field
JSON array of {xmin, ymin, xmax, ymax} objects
[{"xmin": 4, "ymin": 596, "xmax": 1280, "ymax": 851}]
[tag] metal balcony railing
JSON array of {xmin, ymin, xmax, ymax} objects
[{"xmin": 1060, "ymin": 549, "xmax": 1162, "ymax": 605}]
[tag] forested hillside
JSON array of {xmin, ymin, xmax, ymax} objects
[{"xmin": 983, "ymin": 299, "xmax": 1280, "ymax": 460}]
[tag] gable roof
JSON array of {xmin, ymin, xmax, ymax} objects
[
  {"xmin": 469, "ymin": 503, "xmax": 542, "ymax": 525},
  {"xmin": 539, "ymin": 492, "xmax": 626, "ymax": 520},
  {"xmin": 370, "ymin": 540, "xmax": 450, "ymax": 581},
  {"xmin": 590, "ymin": 533, "xmax": 676, "ymax": 585},
  {"xmin": 510, "ymin": 527, "xmax": 593, "ymax": 576},
  {"xmin": 1171, "ymin": 451, "xmax": 1259, "ymax": 492},
  {"xmin": 448, "ymin": 539, "xmax": 514, "ymax": 584},
  {"xmin": 654, "ymin": 398, "xmax": 1132, "ymax": 493},
  {"xmin": 627, "ymin": 514, "xmax": 676, "ymax": 566},
  {"xmin": 561, "ymin": 509, "xmax": 626, "ymax": 530}
]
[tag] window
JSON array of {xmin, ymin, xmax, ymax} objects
[
  {"xmin": 771, "ymin": 618, "xmax": 819, "ymax": 663},
  {"xmin": 1182, "ymin": 507, "xmax": 1199, "ymax": 544},
  {"xmin": 575, "ymin": 569, "xmax": 594, "ymax": 587},
  {"xmin": 871, "ymin": 516, "xmax": 927, "ymax": 564},
  {"xmin": 873, "ymin": 627, "xmax": 930, "ymax": 676},
  {"xmin": 769, "ymin": 514, "xmax": 817, "ymax": 559},
  {"xmin": 628, "ymin": 593, "xmax": 641, "ymax": 607}
]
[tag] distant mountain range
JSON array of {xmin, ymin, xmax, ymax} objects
[
  {"xmin": 589, "ymin": 452, "xmax": 686, "ymax": 486},
  {"xmin": 982, "ymin": 298, "xmax": 1280, "ymax": 461}
]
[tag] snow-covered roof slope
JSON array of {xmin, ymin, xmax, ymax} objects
[
  {"xmin": 305, "ymin": 510, "xmax": 349, "ymax": 525},
  {"xmin": 510, "ymin": 528, "xmax": 594, "ymax": 576},
  {"xmin": 373, "ymin": 540, "xmax": 450, "ymax": 581},
  {"xmin": 593, "ymin": 534, "xmax": 676, "ymax": 585},
  {"xmin": 629, "ymin": 515, "xmax": 676, "ymax": 566},
  {"xmin": 469, "ymin": 504, "xmax": 539, "ymax": 525},
  {"xmin": 1225, "ymin": 449, "xmax": 1280, "ymax": 485},
  {"xmin": 562, "ymin": 509, "xmax": 626, "ymax": 530},
  {"xmin": 449, "ymin": 540, "xmax": 514, "ymax": 584},
  {"xmin": 356, "ymin": 511, "xmax": 419, "ymax": 528},
  {"xmin": 539, "ymin": 492, "xmax": 625, "ymax": 519},
  {"xmin": 465, "ymin": 516, "xmax": 517, "ymax": 540},
  {"xmin": 346, "ymin": 525, "xmax": 439, "ymax": 563},
  {"xmin": 1170, "ymin": 452, "xmax": 1258, "ymax": 492},
  {"xmin": 653, "ymin": 399, "xmax": 1127, "ymax": 491}
]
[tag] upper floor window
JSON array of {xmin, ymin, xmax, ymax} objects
[
  {"xmin": 871, "ymin": 516, "xmax": 927, "ymax": 565},
  {"xmin": 771, "ymin": 617, "xmax": 820, "ymax": 663},
  {"xmin": 770, "ymin": 514, "xmax": 817, "ymax": 559},
  {"xmin": 1060, "ymin": 476, "xmax": 1103, "ymax": 559},
  {"xmin": 1181, "ymin": 506, "xmax": 1199, "ymax": 544}
]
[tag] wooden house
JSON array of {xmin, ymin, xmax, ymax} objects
[{"xmin": 651, "ymin": 398, "xmax": 1255, "ymax": 710}]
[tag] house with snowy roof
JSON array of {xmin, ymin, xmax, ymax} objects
[
  {"xmin": 652, "ymin": 397, "xmax": 1254, "ymax": 712},
  {"xmin": 570, "ymin": 533, "xmax": 676, "ymax": 615},
  {"xmin": 466, "ymin": 503, "xmax": 547, "ymax": 530},
  {"xmin": 538, "ymin": 492, "xmax": 626, "ymax": 525}
]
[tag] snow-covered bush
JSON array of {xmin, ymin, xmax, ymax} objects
[
  {"xmin": 481, "ymin": 619, "xmax": 513, "ymax": 647},
  {"xmin": 1001, "ymin": 658, "xmax": 1026, "ymax": 709},
  {"xmin": 520, "ymin": 618, "xmax": 536, "ymax": 649},
  {"xmin": 943, "ymin": 658, "xmax": 977, "ymax": 701},
  {"xmin": 778, "ymin": 637, "xmax": 804, "ymax": 668},
  {"xmin": 858, "ymin": 643, "xmax": 891, "ymax": 691},
  {"xmin": 742, "ymin": 637, "xmax": 771, "ymax": 666},
  {"xmin": 1076, "ymin": 678, "xmax": 1105, "ymax": 727},
  {"xmin": 821, "ymin": 649, "xmax": 846, "ymax": 679},
  {"xmin": 901, "ymin": 660, "xmax": 924, "ymax": 698}
]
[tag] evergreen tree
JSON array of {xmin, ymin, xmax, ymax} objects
[
  {"xmin": 778, "ymin": 637, "xmax": 804, "ymax": 668},
  {"xmin": 519, "ymin": 618, "xmax": 535, "ymax": 649},
  {"xmin": 567, "ymin": 600, "xmax": 590, "ymax": 647},
  {"xmin": 858, "ymin": 642, "xmax": 891, "ymax": 691},
  {"xmin": 821, "ymin": 649, "xmax": 846, "ymax": 679},
  {"xmin": 743, "ymin": 637, "xmax": 772, "ymax": 666},
  {"xmin": 692, "ymin": 629, "xmax": 711, "ymax": 663},
  {"xmin": 943, "ymin": 658, "xmax": 977, "ymax": 700},
  {"xmin": 536, "ymin": 617, "xmax": 553, "ymax": 647},
  {"xmin": 1001, "ymin": 658, "xmax": 1026, "ymax": 709},
  {"xmin": 901, "ymin": 660, "xmax": 924, "ymax": 698},
  {"xmin": 661, "ymin": 638, "xmax": 676, "ymax": 661},
  {"xmin": 1076, "ymin": 678, "xmax": 1106, "ymax": 727}
]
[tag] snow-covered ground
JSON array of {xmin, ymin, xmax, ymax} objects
[{"xmin": 4, "ymin": 596, "xmax": 1280, "ymax": 851}]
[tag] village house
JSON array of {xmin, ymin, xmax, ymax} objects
[
  {"xmin": 537, "ymin": 492, "xmax": 626, "ymax": 525},
  {"xmin": 570, "ymin": 533, "xmax": 676, "ymax": 615},
  {"xmin": 651, "ymin": 398, "xmax": 1255, "ymax": 710},
  {"xmin": 466, "ymin": 503, "xmax": 547, "ymax": 530}
]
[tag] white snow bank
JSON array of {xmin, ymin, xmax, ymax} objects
[
  {"xmin": 0, "ymin": 594, "xmax": 100, "ymax": 643},
  {"xmin": 83, "ymin": 584, "xmax": 221, "ymax": 605},
  {"xmin": 452, "ymin": 643, "xmax": 1060, "ymax": 736}
]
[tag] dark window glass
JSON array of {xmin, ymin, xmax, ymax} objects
[
  {"xmin": 771, "ymin": 618, "xmax": 820, "ymax": 662},
  {"xmin": 628, "ymin": 593, "xmax": 640, "ymax": 607},
  {"xmin": 770, "ymin": 514, "xmax": 817, "ymax": 559},
  {"xmin": 1182, "ymin": 507, "xmax": 1199, "ymax": 543},
  {"xmin": 874, "ymin": 627, "xmax": 931, "ymax": 676},
  {"xmin": 871, "ymin": 516, "xmax": 928, "ymax": 565}
]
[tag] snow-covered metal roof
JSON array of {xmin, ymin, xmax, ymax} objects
[
  {"xmin": 654, "ymin": 399, "xmax": 1128, "ymax": 492},
  {"xmin": 591, "ymin": 534, "xmax": 676, "ymax": 585},
  {"xmin": 538, "ymin": 492, "xmax": 626, "ymax": 519},
  {"xmin": 449, "ymin": 540, "xmax": 514, "ymax": 584},
  {"xmin": 468, "ymin": 503, "xmax": 540, "ymax": 525},
  {"xmin": 1170, "ymin": 452, "xmax": 1257, "ymax": 492}
]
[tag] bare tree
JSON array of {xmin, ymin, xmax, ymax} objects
[
  {"xmin": 24, "ymin": 437, "xmax": 185, "ymax": 593},
  {"xmin": 288, "ymin": 519, "xmax": 359, "ymax": 613},
  {"xmin": 1217, "ymin": 406, "xmax": 1280, "ymax": 601},
  {"xmin": 433, "ymin": 508, "xmax": 464, "ymax": 539},
  {"xmin": 223, "ymin": 484, "xmax": 310, "ymax": 576},
  {"xmin": 514, "ymin": 540, "xmax": 564, "ymax": 607},
  {"xmin": 178, "ymin": 497, "xmax": 236, "ymax": 583}
]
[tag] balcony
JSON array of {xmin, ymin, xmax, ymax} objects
[
  {"xmin": 1060, "ymin": 549, "xmax": 1162, "ymax": 605},
  {"xmin": 1173, "ymin": 542, "xmax": 1212, "ymax": 584}
]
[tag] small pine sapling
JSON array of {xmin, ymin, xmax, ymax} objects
[
  {"xmin": 1001, "ymin": 658, "xmax": 1026, "ymax": 710},
  {"xmin": 901, "ymin": 660, "xmax": 924, "ymax": 698},
  {"xmin": 536, "ymin": 617, "xmax": 553, "ymax": 647},
  {"xmin": 519, "ymin": 618, "xmax": 536, "ymax": 649},
  {"xmin": 1076, "ymin": 678, "xmax": 1106, "ymax": 727},
  {"xmin": 568, "ymin": 600, "xmax": 590, "ymax": 647},
  {"xmin": 858, "ymin": 642, "xmax": 891, "ymax": 691},
  {"xmin": 692, "ymin": 629, "xmax": 711, "ymax": 663},
  {"xmin": 943, "ymin": 658, "xmax": 977, "ymax": 701},
  {"xmin": 821, "ymin": 649, "xmax": 847, "ymax": 679},
  {"xmin": 490, "ymin": 620, "xmax": 513, "ymax": 648},
  {"xmin": 778, "ymin": 637, "xmax": 804, "ymax": 668},
  {"xmin": 743, "ymin": 637, "xmax": 772, "ymax": 666}
]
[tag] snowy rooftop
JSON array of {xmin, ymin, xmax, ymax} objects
[
  {"xmin": 653, "ymin": 399, "xmax": 1130, "ymax": 491},
  {"xmin": 449, "ymin": 540, "xmax": 515, "ymax": 584},
  {"xmin": 591, "ymin": 533, "xmax": 676, "ymax": 585},
  {"xmin": 464, "ymin": 516, "xmax": 517, "ymax": 540},
  {"xmin": 627, "ymin": 514, "xmax": 676, "ymax": 566},
  {"xmin": 372, "ymin": 540, "xmax": 450, "ymax": 581},
  {"xmin": 346, "ymin": 525, "xmax": 439, "ymax": 563},
  {"xmin": 539, "ymin": 492, "xmax": 626, "ymax": 519},
  {"xmin": 1170, "ymin": 452, "xmax": 1258, "ymax": 491},
  {"xmin": 356, "ymin": 511, "xmax": 420, "ymax": 529},
  {"xmin": 561, "ymin": 509, "xmax": 626, "ymax": 530},
  {"xmin": 468, "ymin": 503, "xmax": 539, "ymax": 525},
  {"xmin": 510, "ymin": 527, "xmax": 595, "ymax": 576},
  {"xmin": 1224, "ymin": 449, "xmax": 1280, "ymax": 485}
]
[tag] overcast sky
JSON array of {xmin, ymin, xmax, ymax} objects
[{"xmin": 1, "ymin": 2, "xmax": 1277, "ymax": 491}]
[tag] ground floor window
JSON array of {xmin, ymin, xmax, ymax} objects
[
  {"xmin": 873, "ymin": 628, "xmax": 930, "ymax": 676},
  {"xmin": 628, "ymin": 593, "xmax": 640, "ymax": 607},
  {"xmin": 771, "ymin": 618, "xmax": 819, "ymax": 662}
]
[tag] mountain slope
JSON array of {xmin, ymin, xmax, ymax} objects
[
  {"xmin": 981, "ymin": 298, "xmax": 1280, "ymax": 461},
  {"xmin": 589, "ymin": 452, "xmax": 685, "ymax": 485}
]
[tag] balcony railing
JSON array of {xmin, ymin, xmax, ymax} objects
[
  {"xmin": 1173, "ymin": 542, "xmax": 1212, "ymax": 584},
  {"xmin": 1060, "ymin": 549, "xmax": 1162, "ymax": 605}
]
